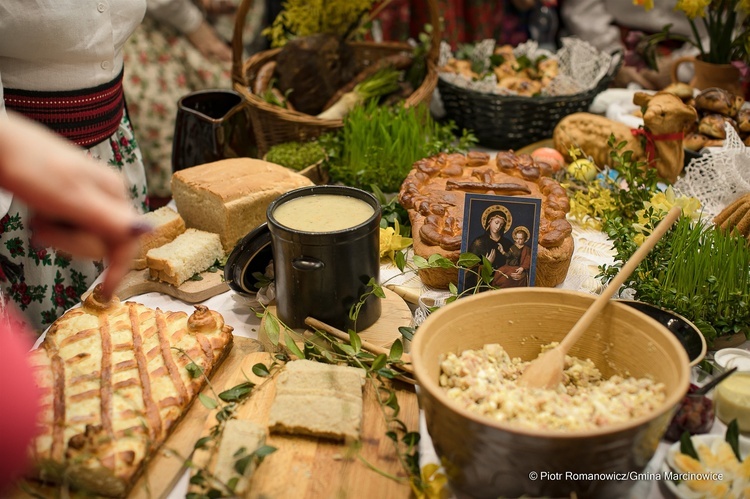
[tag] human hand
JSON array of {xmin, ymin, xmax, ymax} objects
[
  {"xmin": 186, "ymin": 21, "xmax": 232, "ymax": 62},
  {"xmin": 0, "ymin": 114, "xmax": 148, "ymax": 299},
  {"xmin": 510, "ymin": 268, "xmax": 525, "ymax": 280},
  {"xmin": 486, "ymin": 249, "xmax": 496, "ymax": 262}
]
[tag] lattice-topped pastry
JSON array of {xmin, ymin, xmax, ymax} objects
[
  {"xmin": 27, "ymin": 285, "xmax": 234, "ymax": 497},
  {"xmin": 398, "ymin": 151, "xmax": 574, "ymax": 288}
]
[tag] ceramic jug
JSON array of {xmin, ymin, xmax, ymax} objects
[
  {"xmin": 172, "ymin": 89, "xmax": 255, "ymax": 172},
  {"xmin": 670, "ymin": 56, "xmax": 744, "ymax": 96}
]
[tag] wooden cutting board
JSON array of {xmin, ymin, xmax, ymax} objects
[
  {"xmin": 189, "ymin": 352, "xmax": 420, "ymax": 499},
  {"xmin": 10, "ymin": 337, "xmax": 264, "ymax": 499},
  {"xmin": 258, "ymin": 287, "xmax": 413, "ymax": 355},
  {"xmin": 112, "ymin": 268, "xmax": 229, "ymax": 303}
]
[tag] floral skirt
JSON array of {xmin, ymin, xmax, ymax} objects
[
  {"xmin": 0, "ymin": 114, "xmax": 148, "ymax": 333},
  {"xmin": 123, "ymin": 16, "xmax": 233, "ymax": 198}
]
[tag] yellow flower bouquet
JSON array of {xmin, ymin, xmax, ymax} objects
[{"xmin": 633, "ymin": 0, "xmax": 750, "ymax": 66}]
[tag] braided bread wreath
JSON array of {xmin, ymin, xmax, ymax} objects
[{"xmin": 398, "ymin": 151, "xmax": 574, "ymax": 289}]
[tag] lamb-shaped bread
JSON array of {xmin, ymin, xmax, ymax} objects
[
  {"xmin": 398, "ymin": 151, "xmax": 574, "ymax": 289},
  {"xmin": 554, "ymin": 91, "xmax": 697, "ymax": 183},
  {"xmin": 27, "ymin": 285, "xmax": 234, "ymax": 497}
]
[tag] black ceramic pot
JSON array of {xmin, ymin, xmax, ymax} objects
[
  {"xmin": 172, "ymin": 89, "xmax": 254, "ymax": 172},
  {"xmin": 267, "ymin": 186, "xmax": 382, "ymax": 331}
]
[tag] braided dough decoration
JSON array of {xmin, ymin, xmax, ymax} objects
[{"xmin": 398, "ymin": 151, "xmax": 574, "ymax": 289}]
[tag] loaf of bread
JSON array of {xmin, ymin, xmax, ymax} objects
[
  {"xmin": 172, "ymin": 158, "xmax": 314, "ymax": 252},
  {"xmin": 268, "ymin": 360, "xmax": 365, "ymax": 442},
  {"xmin": 398, "ymin": 151, "xmax": 574, "ymax": 289},
  {"xmin": 146, "ymin": 228, "xmax": 224, "ymax": 286},
  {"xmin": 133, "ymin": 206, "xmax": 186, "ymax": 269},
  {"xmin": 28, "ymin": 286, "xmax": 234, "ymax": 497}
]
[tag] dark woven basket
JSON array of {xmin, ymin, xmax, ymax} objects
[{"xmin": 438, "ymin": 54, "xmax": 623, "ymax": 150}]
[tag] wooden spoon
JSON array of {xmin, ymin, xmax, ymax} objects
[{"xmin": 519, "ymin": 205, "xmax": 683, "ymax": 389}]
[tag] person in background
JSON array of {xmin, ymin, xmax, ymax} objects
[
  {"xmin": 560, "ymin": 0, "xmax": 706, "ymax": 89},
  {"xmin": 0, "ymin": 1, "xmax": 149, "ymax": 331},
  {"xmin": 0, "ymin": 113, "xmax": 146, "ymax": 493},
  {"xmin": 375, "ymin": 0, "xmax": 538, "ymax": 49},
  {"xmin": 123, "ymin": 0, "xmax": 267, "ymax": 207}
]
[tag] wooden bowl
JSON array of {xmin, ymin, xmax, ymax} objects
[{"xmin": 411, "ymin": 288, "xmax": 690, "ymax": 499}]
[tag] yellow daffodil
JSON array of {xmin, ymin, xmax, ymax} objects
[
  {"xmin": 631, "ymin": 188, "xmax": 701, "ymax": 245},
  {"xmin": 643, "ymin": 186, "xmax": 702, "ymax": 218},
  {"xmin": 379, "ymin": 220, "xmax": 413, "ymax": 263},
  {"xmin": 410, "ymin": 463, "xmax": 449, "ymax": 499},
  {"xmin": 674, "ymin": 0, "xmax": 711, "ymax": 19},
  {"xmin": 633, "ymin": 0, "xmax": 655, "ymax": 10}
]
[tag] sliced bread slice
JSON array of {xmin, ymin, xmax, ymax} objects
[
  {"xmin": 146, "ymin": 228, "xmax": 224, "ymax": 286},
  {"xmin": 269, "ymin": 393, "xmax": 362, "ymax": 442},
  {"xmin": 133, "ymin": 206, "xmax": 186, "ymax": 269},
  {"xmin": 268, "ymin": 360, "xmax": 365, "ymax": 441}
]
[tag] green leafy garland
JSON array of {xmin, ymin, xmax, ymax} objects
[{"xmin": 170, "ymin": 348, "xmax": 281, "ymax": 499}]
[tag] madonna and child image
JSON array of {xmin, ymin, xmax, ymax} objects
[{"xmin": 458, "ymin": 194, "xmax": 541, "ymax": 294}]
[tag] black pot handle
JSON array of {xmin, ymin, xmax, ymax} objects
[{"xmin": 292, "ymin": 257, "xmax": 325, "ymax": 271}]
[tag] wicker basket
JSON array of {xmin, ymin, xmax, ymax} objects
[
  {"xmin": 231, "ymin": 0, "xmax": 441, "ymax": 157},
  {"xmin": 437, "ymin": 53, "xmax": 623, "ymax": 151}
]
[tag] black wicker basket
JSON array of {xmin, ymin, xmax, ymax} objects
[{"xmin": 438, "ymin": 54, "xmax": 622, "ymax": 150}]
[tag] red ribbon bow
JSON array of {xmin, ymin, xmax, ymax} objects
[{"xmin": 631, "ymin": 128, "xmax": 684, "ymax": 165}]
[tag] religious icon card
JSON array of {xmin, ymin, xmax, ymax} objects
[{"xmin": 457, "ymin": 194, "xmax": 542, "ymax": 295}]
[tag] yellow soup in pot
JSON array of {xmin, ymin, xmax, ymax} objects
[{"xmin": 273, "ymin": 194, "xmax": 374, "ymax": 232}]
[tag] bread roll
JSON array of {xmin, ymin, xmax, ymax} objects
[
  {"xmin": 662, "ymin": 82, "xmax": 694, "ymax": 101},
  {"xmin": 698, "ymin": 114, "xmax": 737, "ymax": 139},
  {"xmin": 695, "ymin": 87, "xmax": 743, "ymax": 117},
  {"xmin": 737, "ymin": 108, "xmax": 750, "ymax": 132},
  {"xmin": 684, "ymin": 132, "xmax": 710, "ymax": 152},
  {"xmin": 172, "ymin": 158, "xmax": 313, "ymax": 253}
]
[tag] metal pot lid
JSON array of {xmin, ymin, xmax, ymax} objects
[{"xmin": 224, "ymin": 223, "xmax": 273, "ymax": 296}]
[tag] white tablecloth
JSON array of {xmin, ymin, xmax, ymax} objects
[{"xmin": 66, "ymin": 216, "xmax": 744, "ymax": 499}]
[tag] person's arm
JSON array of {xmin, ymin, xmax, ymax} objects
[
  {"xmin": 146, "ymin": 0, "xmax": 232, "ymax": 61},
  {"xmin": 0, "ymin": 114, "xmax": 149, "ymax": 299}
]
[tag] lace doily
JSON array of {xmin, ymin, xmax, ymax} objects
[
  {"xmin": 674, "ymin": 123, "xmax": 750, "ymax": 219},
  {"xmin": 437, "ymin": 37, "xmax": 614, "ymax": 97}
]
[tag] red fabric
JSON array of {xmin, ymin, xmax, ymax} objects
[
  {"xmin": 374, "ymin": 0, "xmax": 530, "ymax": 50},
  {"xmin": 631, "ymin": 128, "xmax": 685, "ymax": 165},
  {"xmin": 3, "ymin": 72, "xmax": 124, "ymax": 148},
  {"xmin": 0, "ymin": 310, "xmax": 41, "ymax": 493}
]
